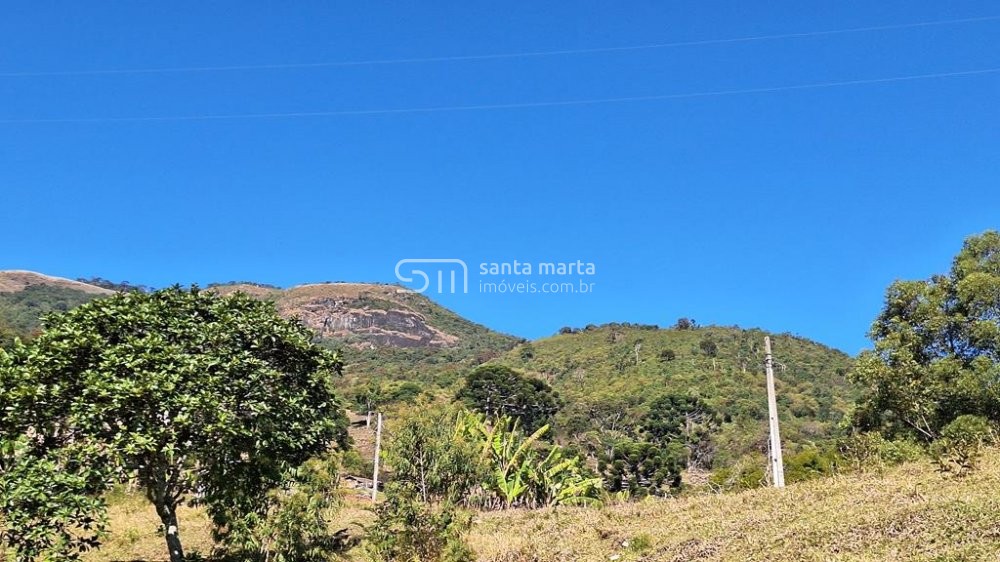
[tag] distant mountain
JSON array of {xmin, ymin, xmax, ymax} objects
[
  {"xmin": 209, "ymin": 282, "xmax": 513, "ymax": 350},
  {"xmin": 0, "ymin": 272, "xmax": 517, "ymax": 356},
  {"xmin": 207, "ymin": 282, "xmax": 521, "ymax": 393},
  {"xmin": 0, "ymin": 272, "xmax": 857, "ymax": 469},
  {"xmin": 0, "ymin": 270, "xmax": 113, "ymax": 295}
]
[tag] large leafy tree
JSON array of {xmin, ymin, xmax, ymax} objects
[
  {"xmin": 456, "ymin": 365, "xmax": 561, "ymax": 432},
  {"xmin": 851, "ymin": 231, "xmax": 1000, "ymax": 440},
  {"xmin": 0, "ymin": 287, "xmax": 346, "ymax": 562}
]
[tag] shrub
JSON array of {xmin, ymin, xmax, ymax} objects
[
  {"xmin": 387, "ymin": 381, "xmax": 424, "ymax": 404},
  {"xmin": 837, "ymin": 432, "xmax": 923, "ymax": 473},
  {"xmin": 930, "ymin": 415, "xmax": 995, "ymax": 476},
  {"xmin": 698, "ymin": 338, "xmax": 719, "ymax": 357},
  {"xmin": 708, "ymin": 455, "xmax": 767, "ymax": 491},
  {"xmin": 784, "ymin": 446, "xmax": 838, "ymax": 483},
  {"xmin": 339, "ymin": 450, "xmax": 374, "ymax": 479},
  {"xmin": 674, "ymin": 318, "xmax": 696, "ymax": 330},
  {"xmin": 364, "ymin": 485, "xmax": 473, "ymax": 562},
  {"xmin": 216, "ymin": 454, "xmax": 344, "ymax": 562},
  {"xmin": 627, "ymin": 533, "xmax": 653, "ymax": 553}
]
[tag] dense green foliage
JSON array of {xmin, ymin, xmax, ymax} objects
[
  {"xmin": 219, "ymin": 453, "xmax": 345, "ymax": 562},
  {"xmin": 365, "ymin": 408, "xmax": 479, "ymax": 562},
  {"xmin": 930, "ymin": 415, "xmax": 995, "ymax": 476},
  {"xmin": 588, "ymin": 393, "xmax": 717, "ymax": 496},
  {"xmin": 456, "ymin": 365, "xmax": 561, "ymax": 432},
  {"xmin": 384, "ymin": 409, "xmax": 483, "ymax": 504},
  {"xmin": 494, "ymin": 325, "xmax": 855, "ymax": 472},
  {"xmin": 0, "ymin": 437, "xmax": 110, "ymax": 561},
  {"xmin": 643, "ymin": 394, "xmax": 718, "ymax": 466},
  {"xmin": 851, "ymin": 231, "xmax": 1000, "ymax": 442},
  {"xmin": 597, "ymin": 438, "xmax": 682, "ymax": 496},
  {"xmin": 455, "ymin": 413, "xmax": 601, "ymax": 509},
  {"xmin": 0, "ymin": 287, "xmax": 347, "ymax": 562},
  {"xmin": 0, "ymin": 319, "xmax": 17, "ymax": 349},
  {"xmin": 365, "ymin": 487, "xmax": 473, "ymax": 562}
]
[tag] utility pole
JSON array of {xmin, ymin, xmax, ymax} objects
[
  {"xmin": 371, "ymin": 412, "xmax": 383, "ymax": 503},
  {"xmin": 764, "ymin": 336, "xmax": 785, "ymax": 488}
]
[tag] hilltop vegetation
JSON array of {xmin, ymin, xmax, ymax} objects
[
  {"xmin": 492, "ymin": 323, "xmax": 855, "ymax": 474},
  {"xmin": 0, "ymin": 284, "xmax": 106, "ymax": 339}
]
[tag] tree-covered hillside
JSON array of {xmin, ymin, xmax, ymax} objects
[
  {"xmin": 0, "ymin": 284, "xmax": 105, "ymax": 340},
  {"xmin": 492, "ymin": 323, "xmax": 856, "ymax": 469}
]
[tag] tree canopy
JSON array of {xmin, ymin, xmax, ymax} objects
[
  {"xmin": 851, "ymin": 231, "xmax": 1000, "ymax": 441},
  {"xmin": 456, "ymin": 365, "xmax": 561, "ymax": 432},
  {"xmin": 0, "ymin": 287, "xmax": 347, "ymax": 562}
]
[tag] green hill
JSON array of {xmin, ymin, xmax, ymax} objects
[
  {"xmin": 0, "ymin": 271, "xmax": 857, "ymax": 472},
  {"xmin": 492, "ymin": 323, "xmax": 856, "ymax": 469},
  {"xmin": 0, "ymin": 271, "xmax": 112, "ymax": 344}
]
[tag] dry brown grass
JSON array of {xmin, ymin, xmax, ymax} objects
[
  {"xmin": 81, "ymin": 490, "xmax": 215, "ymax": 562},
  {"xmin": 0, "ymin": 270, "xmax": 113, "ymax": 295},
  {"xmin": 82, "ymin": 450, "xmax": 1000, "ymax": 561},
  {"xmin": 83, "ymin": 491, "xmax": 376, "ymax": 562},
  {"xmin": 468, "ymin": 450, "xmax": 1000, "ymax": 562}
]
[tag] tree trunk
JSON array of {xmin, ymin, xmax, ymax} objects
[{"xmin": 157, "ymin": 502, "xmax": 185, "ymax": 562}]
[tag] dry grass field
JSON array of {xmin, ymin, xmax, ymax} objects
[
  {"xmin": 80, "ymin": 449, "xmax": 1000, "ymax": 562},
  {"xmin": 468, "ymin": 452, "xmax": 1000, "ymax": 561}
]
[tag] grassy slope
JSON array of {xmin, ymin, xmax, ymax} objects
[
  {"xmin": 496, "ymin": 325, "xmax": 856, "ymax": 464},
  {"xmin": 471, "ymin": 450, "xmax": 1000, "ymax": 561},
  {"xmin": 84, "ymin": 450, "xmax": 1000, "ymax": 562}
]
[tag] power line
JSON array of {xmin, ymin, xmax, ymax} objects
[
  {"xmin": 2, "ymin": 14, "xmax": 999, "ymax": 78},
  {"xmin": 2, "ymin": 66, "xmax": 997, "ymax": 124}
]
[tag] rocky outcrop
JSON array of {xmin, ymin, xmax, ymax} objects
[
  {"xmin": 214, "ymin": 282, "xmax": 462, "ymax": 349},
  {"xmin": 280, "ymin": 296, "xmax": 458, "ymax": 348}
]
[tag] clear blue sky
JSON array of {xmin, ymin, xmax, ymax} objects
[{"xmin": 2, "ymin": 1, "xmax": 998, "ymax": 354}]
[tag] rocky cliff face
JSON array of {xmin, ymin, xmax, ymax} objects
[
  {"xmin": 212, "ymin": 283, "xmax": 462, "ymax": 349},
  {"xmin": 280, "ymin": 295, "xmax": 459, "ymax": 348}
]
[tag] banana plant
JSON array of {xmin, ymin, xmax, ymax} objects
[{"xmin": 455, "ymin": 411, "xmax": 601, "ymax": 508}]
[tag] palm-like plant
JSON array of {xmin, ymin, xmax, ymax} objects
[{"xmin": 456, "ymin": 412, "xmax": 601, "ymax": 509}]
